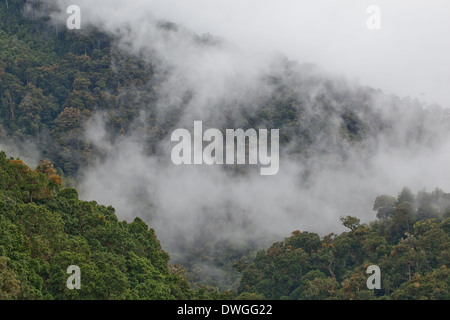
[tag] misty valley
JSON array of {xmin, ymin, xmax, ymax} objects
[{"xmin": 0, "ymin": 0, "xmax": 449, "ymax": 301}]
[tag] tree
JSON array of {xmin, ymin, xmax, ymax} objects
[
  {"xmin": 397, "ymin": 187, "xmax": 415, "ymax": 207},
  {"xmin": 373, "ymin": 195, "xmax": 397, "ymax": 219},
  {"xmin": 0, "ymin": 256, "xmax": 21, "ymax": 299},
  {"xmin": 389, "ymin": 202, "xmax": 415, "ymax": 242},
  {"xmin": 35, "ymin": 159, "xmax": 63, "ymax": 196},
  {"xmin": 392, "ymin": 234, "xmax": 427, "ymax": 281},
  {"xmin": 8, "ymin": 159, "xmax": 47, "ymax": 203},
  {"xmin": 340, "ymin": 216, "xmax": 361, "ymax": 232}
]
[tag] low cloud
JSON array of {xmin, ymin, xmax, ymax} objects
[{"xmin": 27, "ymin": 0, "xmax": 450, "ymax": 278}]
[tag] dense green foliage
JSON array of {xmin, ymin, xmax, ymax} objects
[
  {"xmin": 0, "ymin": 151, "xmax": 197, "ymax": 299},
  {"xmin": 236, "ymin": 188, "xmax": 450, "ymax": 300},
  {"xmin": 0, "ymin": 1, "xmax": 157, "ymax": 176}
]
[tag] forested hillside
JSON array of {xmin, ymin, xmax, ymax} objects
[
  {"xmin": 3, "ymin": 0, "xmax": 448, "ymax": 179},
  {"xmin": 0, "ymin": 0, "xmax": 159, "ymax": 176},
  {"xmin": 237, "ymin": 188, "xmax": 450, "ymax": 299},
  {"xmin": 0, "ymin": 151, "xmax": 195, "ymax": 299},
  {"xmin": 1, "ymin": 1, "xmax": 449, "ymax": 300},
  {"xmin": 1, "ymin": 148, "xmax": 448, "ymax": 299}
]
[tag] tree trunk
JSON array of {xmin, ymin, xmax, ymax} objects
[
  {"xmin": 327, "ymin": 251, "xmax": 335, "ymax": 278},
  {"xmin": 10, "ymin": 103, "xmax": 15, "ymax": 120}
]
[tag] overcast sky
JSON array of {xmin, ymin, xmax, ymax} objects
[{"xmin": 141, "ymin": 0, "xmax": 450, "ymax": 108}]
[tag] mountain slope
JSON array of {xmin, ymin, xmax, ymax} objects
[
  {"xmin": 2, "ymin": 1, "xmax": 450, "ymax": 297},
  {"xmin": 0, "ymin": 151, "xmax": 192, "ymax": 299}
]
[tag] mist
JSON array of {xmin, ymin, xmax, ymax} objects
[
  {"xmin": 144, "ymin": 0, "xmax": 450, "ymax": 108},
  {"xmin": 0, "ymin": 138, "xmax": 41, "ymax": 167},
  {"xmin": 29, "ymin": 0, "xmax": 450, "ymax": 283}
]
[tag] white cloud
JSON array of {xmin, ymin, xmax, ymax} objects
[{"xmin": 30, "ymin": 0, "xmax": 450, "ymax": 274}]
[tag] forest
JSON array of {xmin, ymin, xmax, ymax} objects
[
  {"xmin": 0, "ymin": 1, "xmax": 449, "ymax": 300},
  {"xmin": 236, "ymin": 189, "xmax": 450, "ymax": 300},
  {"xmin": 1, "ymin": 150, "xmax": 449, "ymax": 299}
]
